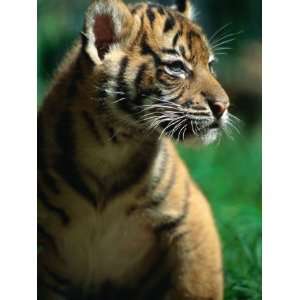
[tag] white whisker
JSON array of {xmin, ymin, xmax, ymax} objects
[
  {"xmin": 210, "ymin": 31, "xmax": 242, "ymax": 47},
  {"xmin": 228, "ymin": 113, "xmax": 243, "ymax": 124},
  {"xmin": 213, "ymin": 46, "xmax": 232, "ymax": 51},
  {"xmin": 212, "ymin": 38, "xmax": 236, "ymax": 49},
  {"xmin": 158, "ymin": 117, "xmax": 183, "ymax": 140},
  {"xmin": 209, "ymin": 23, "xmax": 232, "ymax": 43},
  {"xmin": 105, "ymin": 89, "xmax": 125, "ymax": 95},
  {"xmin": 170, "ymin": 118, "xmax": 186, "ymax": 139},
  {"xmin": 112, "ymin": 97, "xmax": 126, "ymax": 104},
  {"xmin": 182, "ymin": 125, "xmax": 188, "ymax": 141},
  {"xmin": 214, "ymin": 51, "xmax": 228, "ymax": 56},
  {"xmin": 177, "ymin": 123, "xmax": 187, "ymax": 142}
]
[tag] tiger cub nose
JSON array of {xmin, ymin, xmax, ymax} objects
[
  {"xmin": 208, "ymin": 101, "xmax": 227, "ymax": 119},
  {"xmin": 202, "ymin": 92, "xmax": 228, "ymax": 119}
]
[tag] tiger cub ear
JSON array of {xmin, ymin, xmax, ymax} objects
[
  {"xmin": 82, "ymin": 0, "xmax": 137, "ymax": 64},
  {"xmin": 173, "ymin": 0, "xmax": 194, "ymax": 20}
]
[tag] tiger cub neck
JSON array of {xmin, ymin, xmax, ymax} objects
[{"xmin": 39, "ymin": 43, "xmax": 162, "ymax": 199}]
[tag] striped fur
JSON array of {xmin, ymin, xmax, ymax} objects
[{"xmin": 38, "ymin": 0, "xmax": 228, "ymax": 299}]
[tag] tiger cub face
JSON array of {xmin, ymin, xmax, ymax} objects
[{"xmin": 83, "ymin": 0, "xmax": 230, "ymax": 144}]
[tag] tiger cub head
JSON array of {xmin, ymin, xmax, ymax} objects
[{"xmin": 82, "ymin": 0, "xmax": 230, "ymax": 144}]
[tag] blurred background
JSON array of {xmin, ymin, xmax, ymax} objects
[{"xmin": 38, "ymin": 0, "xmax": 261, "ymax": 299}]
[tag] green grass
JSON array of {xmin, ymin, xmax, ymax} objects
[{"xmin": 178, "ymin": 128, "xmax": 261, "ymax": 300}]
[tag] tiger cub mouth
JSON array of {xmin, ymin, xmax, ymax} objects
[{"xmin": 157, "ymin": 116, "xmax": 222, "ymax": 142}]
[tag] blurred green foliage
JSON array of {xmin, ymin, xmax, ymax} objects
[{"xmin": 38, "ymin": 0, "xmax": 261, "ymax": 299}]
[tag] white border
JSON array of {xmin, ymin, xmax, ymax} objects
[
  {"xmin": 0, "ymin": 0, "xmax": 37, "ymax": 298},
  {"xmin": 1, "ymin": 0, "xmax": 300, "ymax": 299},
  {"xmin": 263, "ymin": 0, "xmax": 300, "ymax": 299}
]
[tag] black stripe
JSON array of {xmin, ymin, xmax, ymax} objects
[
  {"xmin": 41, "ymin": 171, "xmax": 60, "ymax": 194},
  {"xmin": 106, "ymin": 126, "xmax": 118, "ymax": 143},
  {"xmin": 154, "ymin": 181, "xmax": 190, "ymax": 234},
  {"xmin": 118, "ymin": 56, "xmax": 129, "ymax": 85},
  {"xmin": 134, "ymin": 248, "xmax": 170, "ymax": 300},
  {"xmin": 163, "ymin": 13, "xmax": 176, "ymax": 33},
  {"xmin": 176, "ymin": 0, "xmax": 187, "ymax": 13},
  {"xmin": 56, "ymin": 110, "xmax": 75, "ymax": 155},
  {"xmin": 146, "ymin": 7, "xmax": 156, "ymax": 27},
  {"xmin": 172, "ymin": 31, "xmax": 181, "ymax": 47},
  {"xmin": 96, "ymin": 88, "xmax": 108, "ymax": 99},
  {"xmin": 38, "ymin": 114, "xmax": 46, "ymax": 170},
  {"xmin": 97, "ymin": 281, "xmax": 133, "ymax": 300},
  {"xmin": 46, "ymin": 269, "xmax": 71, "ymax": 286},
  {"xmin": 96, "ymin": 75, "xmax": 112, "ymax": 99},
  {"xmin": 109, "ymin": 146, "xmax": 156, "ymax": 199},
  {"xmin": 55, "ymin": 156, "xmax": 97, "ymax": 208},
  {"xmin": 80, "ymin": 35, "xmax": 95, "ymax": 66},
  {"xmin": 55, "ymin": 111, "xmax": 97, "ymax": 207},
  {"xmin": 133, "ymin": 63, "xmax": 148, "ymax": 106},
  {"xmin": 131, "ymin": 4, "xmax": 143, "ymax": 14},
  {"xmin": 38, "ymin": 116, "xmax": 60, "ymax": 195},
  {"xmin": 187, "ymin": 31, "xmax": 193, "ymax": 52},
  {"xmin": 141, "ymin": 34, "xmax": 161, "ymax": 66},
  {"xmin": 116, "ymin": 56, "xmax": 134, "ymax": 113},
  {"xmin": 38, "ymin": 184, "xmax": 70, "ymax": 225},
  {"xmin": 82, "ymin": 111, "xmax": 103, "ymax": 144},
  {"xmin": 161, "ymin": 48, "xmax": 179, "ymax": 55},
  {"xmin": 39, "ymin": 279, "xmax": 68, "ymax": 298},
  {"xmin": 179, "ymin": 45, "xmax": 187, "ymax": 59},
  {"xmin": 80, "ymin": 31, "xmax": 89, "ymax": 49},
  {"xmin": 37, "ymin": 224, "xmax": 58, "ymax": 253},
  {"xmin": 187, "ymin": 30, "xmax": 201, "ymax": 53},
  {"xmin": 143, "ymin": 271, "xmax": 171, "ymax": 300},
  {"xmin": 135, "ymin": 63, "xmax": 147, "ymax": 91},
  {"xmin": 67, "ymin": 58, "xmax": 83, "ymax": 99},
  {"xmin": 157, "ymin": 6, "xmax": 165, "ymax": 16},
  {"xmin": 171, "ymin": 230, "xmax": 188, "ymax": 244}
]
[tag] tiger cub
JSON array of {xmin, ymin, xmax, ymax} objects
[{"xmin": 38, "ymin": 0, "xmax": 230, "ymax": 299}]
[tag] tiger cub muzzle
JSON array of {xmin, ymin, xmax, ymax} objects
[{"xmin": 139, "ymin": 80, "xmax": 230, "ymax": 143}]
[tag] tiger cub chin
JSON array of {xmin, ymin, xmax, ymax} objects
[{"xmin": 38, "ymin": 0, "xmax": 230, "ymax": 299}]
